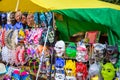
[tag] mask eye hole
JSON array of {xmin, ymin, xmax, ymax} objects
[
  {"xmin": 102, "ymin": 68, "xmax": 105, "ymax": 71},
  {"xmin": 107, "ymin": 69, "xmax": 111, "ymax": 72},
  {"xmin": 58, "ymin": 47, "xmax": 62, "ymax": 49}
]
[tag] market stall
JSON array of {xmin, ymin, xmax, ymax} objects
[{"xmin": 0, "ymin": 0, "xmax": 120, "ymax": 80}]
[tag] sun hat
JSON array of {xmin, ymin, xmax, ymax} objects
[{"xmin": 0, "ymin": 63, "xmax": 7, "ymax": 74}]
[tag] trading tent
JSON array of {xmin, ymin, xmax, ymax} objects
[
  {"xmin": 32, "ymin": 0, "xmax": 120, "ymax": 48},
  {"xmin": 53, "ymin": 8, "xmax": 120, "ymax": 45}
]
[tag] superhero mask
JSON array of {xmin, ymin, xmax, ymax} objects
[
  {"xmin": 64, "ymin": 60, "xmax": 76, "ymax": 80},
  {"xmin": 66, "ymin": 42, "xmax": 77, "ymax": 58},
  {"xmin": 93, "ymin": 43, "xmax": 106, "ymax": 62},
  {"xmin": 89, "ymin": 62, "xmax": 102, "ymax": 80},
  {"xmin": 54, "ymin": 40, "xmax": 65, "ymax": 57},
  {"xmin": 76, "ymin": 62, "xmax": 88, "ymax": 80},
  {"xmin": 76, "ymin": 43, "xmax": 88, "ymax": 62},
  {"xmin": 55, "ymin": 57, "xmax": 65, "ymax": 68},
  {"xmin": 55, "ymin": 57, "xmax": 65, "ymax": 80},
  {"xmin": 101, "ymin": 62, "xmax": 116, "ymax": 80}
]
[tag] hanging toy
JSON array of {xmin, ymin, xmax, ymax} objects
[
  {"xmin": 76, "ymin": 62, "xmax": 88, "ymax": 80},
  {"xmin": 64, "ymin": 60, "xmax": 76, "ymax": 80},
  {"xmin": 76, "ymin": 42, "xmax": 88, "ymax": 62},
  {"xmin": 66, "ymin": 42, "xmax": 76, "ymax": 58},
  {"xmin": 55, "ymin": 57, "xmax": 65, "ymax": 80},
  {"xmin": 101, "ymin": 62, "xmax": 116, "ymax": 80},
  {"xmin": 54, "ymin": 40, "xmax": 65, "ymax": 57}
]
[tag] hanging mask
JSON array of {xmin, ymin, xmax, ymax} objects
[
  {"xmin": 65, "ymin": 60, "xmax": 76, "ymax": 80},
  {"xmin": 89, "ymin": 62, "xmax": 102, "ymax": 80},
  {"xmin": 76, "ymin": 43, "xmax": 88, "ymax": 62},
  {"xmin": 54, "ymin": 40, "xmax": 65, "ymax": 57},
  {"xmin": 48, "ymin": 26, "xmax": 55, "ymax": 44},
  {"xmin": 105, "ymin": 44, "xmax": 119, "ymax": 63},
  {"xmin": 10, "ymin": 12, "xmax": 16, "ymax": 25},
  {"xmin": 93, "ymin": 43, "xmax": 106, "ymax": 61},
  {"xmin": 76, "ymin": 62, "xmax": 88, "ymax": 80},
  {"xmin": 101, "ymin": 62, "xmax": 116, "ymax": 80},
  {"xmin": 66, "ymin": 42, "xmax": 76, "ymax": 58},
  {"xmin": 55, "ymin": 57, "xmax": 65, "ymax": 68}
]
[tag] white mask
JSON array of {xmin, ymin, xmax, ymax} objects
[
  {"xmin": 76, "ymin": 44, "xmax": 88, "ymax": 62},
  {"xmin": 54, "ymin": 40, "xmax": 65, "ymax": 57}
]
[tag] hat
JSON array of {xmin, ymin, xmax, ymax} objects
[{"xmin": 0, "ymin": 63, "xmax": 6, "ymax": 74}]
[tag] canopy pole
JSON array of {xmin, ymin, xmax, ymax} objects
[
  {"xmin": 15, "ymin": 0, "xmax": 20, "ymax": 11},
  {"xmin": 36, "ymin": 26, "xmax": 50, "ymax": 80}
]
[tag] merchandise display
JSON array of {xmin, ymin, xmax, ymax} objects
[{"xmin": 0, "ymin": 11, "xmax": 120, "ymax": 80}]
